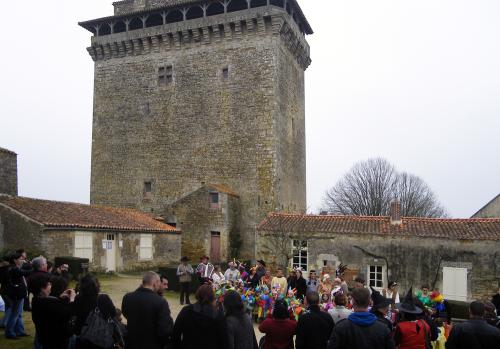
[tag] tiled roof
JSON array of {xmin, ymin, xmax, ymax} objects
[
  {"xmin": 0, "ymin": 196, "xmax": 179, "ymax": 233},
  {"xmin": 258, "ymin": 212, "xmax": 500, "ymax": 241},
  {"xmin": 207, "ymin": 184, "xmax": 239, "ymax": 198},
  {"xmin": 0, "ymin": 147, "xmax": 16, "ymax": 155}
]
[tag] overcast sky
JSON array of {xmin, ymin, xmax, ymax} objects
[{"xmin": 1, "ymin": 0, "xmax": 499, "ymax": 218}]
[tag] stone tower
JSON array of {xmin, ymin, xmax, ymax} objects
[
  {"xmin": 80, "ymin": 0, "xmax": 312, "ymax": 260},
  {"xmin": 0, "ymin": 147, "xmax": 18, "ymax": 196}
]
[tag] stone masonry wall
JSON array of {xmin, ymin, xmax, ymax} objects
[
  {"xmin": 472, "ymin": 195, "xmax": 500, "ymax": 218},
  {"xmin": 88, "ymin": 7, "xmax": 309, "ymax": 260},
  {"xmin": 257, "ymin": 232, "xmax": 500, "ymax": 300},
  {"xmin": 0, "ymin": 150, "xmax": 18, "ymax": 196},
  {"xmin": 0, "ymin": 205, "xmax": 44, "ymax": 253},
  {"xmin": 165, "ymin": 187, "xmax": 240, "ymax": 262},
  {"xmin": 42, "ymin": 230, "xmax": 181, "ymax": 272}
]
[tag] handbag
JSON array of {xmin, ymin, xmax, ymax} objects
[{"xmin": 80, "ymin": 308, "xmax": 115, "ymax": 349}]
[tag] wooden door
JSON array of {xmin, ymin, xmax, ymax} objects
[{"xmin": 210, "ymin": 232, "xmax": 221, "ymax": 262}]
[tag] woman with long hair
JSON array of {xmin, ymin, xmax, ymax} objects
[
  {"xmin": 72, "ymin": 274, "xmax": 101, "ymax": 348},
  {"xmin": 172, "ymin": 284, "xmax": 226, "ymax": 349},
  {"xmin": 224, "ymin": 290, "xmax": 258, "ymax": 349}
]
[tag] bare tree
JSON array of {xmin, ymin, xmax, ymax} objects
[
  {"xmin": 259, "ymin": 213, "xmax": 310, "ymax": 269},
  {"xmin": 323, "ymin": 158, "xmax": 447, "ymax": 217}
]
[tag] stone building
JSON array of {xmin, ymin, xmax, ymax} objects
[
  {"xmin": 472, "ymin": 194, "xmax": 500, "ymax": 218},
  {"xmin": 0, "ymin": 147, "xmax": 18, "ymax": 196},
  {"xmin": 0, "ymin": 195, "xmax": 180, "ymax": 272},
  {"xmin": 79, "ymin": 0, "xmax": 312, "ymax": 260},
  {"xmin": 257, "ymin": 203, "xmax": 500, "ymax": 301},
  {"xmin": 164, "ymin": 183, "xmax": 240, "ymax": 262}
]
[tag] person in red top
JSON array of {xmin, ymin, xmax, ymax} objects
[
  {"xmin": 394, "ymin": 287, "xmax": 430, "ymax": 349},
  {"xmin": 259, "ymin": 299, "xmax": 297, "ymax": 349}
]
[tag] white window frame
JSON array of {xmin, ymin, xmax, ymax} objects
[
  {"xmin": 367, "ymin": 265, "xmax": 385, "ymax": 290},
  {"xmin": 139, "ymin": 234, "xmax": 153, "ymax": 260},
  {"xmin": 74, "ymin": 232, "xmax": 93, "ymax": 262},
  {"xmin": 292, "ymin": 240, "xmax": 308, "ymax": 272}
]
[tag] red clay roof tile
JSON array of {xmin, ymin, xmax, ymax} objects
[
  {"xmin": 258, "ymin": 212, "xmax": 500, "ymax": 241},
  {"xmin": 0, "ymin": 196, "xmax": 178, "ymax": 233}
]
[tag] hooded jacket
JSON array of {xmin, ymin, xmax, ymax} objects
[
  {"xmin": 328, "ymin": 311, "xmax": 395, "ymax": 349},
  {"xmin": 172, "ymin": 303, "xmax": 227, "ymax": 349}
]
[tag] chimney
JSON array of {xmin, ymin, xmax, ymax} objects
[{"xmin": 390, "ymin": 201, "xmax": 402, "ymax": 225}]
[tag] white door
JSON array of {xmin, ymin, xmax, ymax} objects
[
  {"xmin": 443, "ymin": 267, "xmax": 467, "ymax": 301},
  {"xmin": 106, "ymin": 234, "xmax": 116, "ymax": 272}
]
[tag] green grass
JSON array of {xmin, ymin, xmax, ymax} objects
[{"xmin": 0, "ymin": 312, "xmax": 35, "ymax": 349}]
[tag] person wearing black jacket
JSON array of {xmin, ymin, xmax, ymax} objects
[
  {"xmin": 445, "ymin": 301, "xmax": 500, "ymax": 349},
  {"xmin": 328, "ymin": 288, "xmax": 395, "ymax": 349},
  {"xmin": 122, "ymin": 271, "xmax": 174, "ymax": 349},
  {"xmin": 296, "ymin": 291, "xmax": 334, "ymax": 349},
  {"xmin": 172, "ymin": 284, "xmax": 227, "ymax": 349},
  {"xmin": 295, "ymin": 270, "xmax": 307, "ymax": 301},
  {"xmin": 31, "ymin": 272, "xmax": 76, "ymax": 349},
  {"xmin": 4, "ymin": 251, "xmax": 30, "ymax": 339},
  {"xmin": 370, "ymin": 287, "xmax": 393, "ymax": 332},
  {"xmin": 72, "ymin": 274, "xmax": 100, "ymax": 340},
  {"xmin": 492, "ymin": 287, "xmax": 500, "ymax": 315}
]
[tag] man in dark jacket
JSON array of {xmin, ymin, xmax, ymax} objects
[
  {"xmin": 122, "ymin": 271, "xmax": 174, "ymax": 349},
  {"xmin": 446, "ymin": 301, "xmax": 500, "ymax": 349},
  {"xmin": 4, "ymin": 252, "xmax": 30, "ymax": 339},
  {"xmin": 296, "ymin": 291, "xmax": 334, "ymax": 349},
  {"xmin": 328, "ymin": 287, "xmax": 395, "ymax": 349}
]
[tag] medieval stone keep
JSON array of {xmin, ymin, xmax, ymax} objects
[
  {"xmin": 80, "ymin": 0, "xmax": 312, "ymax": 260},
  {"xmin": 0, "ymin": 147, "xmax": 18, "ymax": 196}
]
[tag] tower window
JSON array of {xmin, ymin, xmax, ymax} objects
[
  {"xmin": 158, "ymin": 65, "xmax": 173, "ymax": 86},
  {"xmin": 143, "ymin": 181, "xmax": 152, "ymax": 199},
  {"xmin": 222, "ymin": 67, "xmax": 229, "ymax": 79},
  {"xmin": 209, "ymin": 192, "xmax": 220, "ymax": 209}
]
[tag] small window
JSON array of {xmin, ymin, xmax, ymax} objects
[
  {"xmin": 139, "ymin": 234, "xmax": 153, "ymax": 260},
  {"xmin": 209, "ymin": 192, "xmax": 220, "ymax": 209},
  {"xmin": 158, "ymin": 65, "xmax": 173, "ymax": 86},
  {"xmin": 292, "ymin": 240, "xmax": 308, "ymax": 272},
  {"xmin": 75, "ymin": 232, "xmax": 93, "ymax": 262},
  {"xmin": 144, "ymin": 181, "xmax": 152, "ymax": 199},
  {"xmin": 222, "ymin": 67, "xmax": 229, "ymax": 79},
  {"xmin": 368, "ymin": 265, "xmax": 384, "ymax": 288}
]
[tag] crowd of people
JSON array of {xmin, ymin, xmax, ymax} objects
[{"xmin": 0, "ymin": 250, "xmax": 499, "ymax": 349}]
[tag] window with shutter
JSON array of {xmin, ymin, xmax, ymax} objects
[
  {"xmin": 139, "ymin": 234, "xmax": 153, "ymax": 260},
  {"xmin": 74, "ymin": 232, "xmax": 93, "ymax": 262}
]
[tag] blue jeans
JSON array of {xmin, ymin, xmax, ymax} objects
[
  {"xmin": 5, "ymin": 298, "xmax": 25, "ymax": 338},
  {"xmin": 0, "ymin": 306, "xmax": 12, "ymax": 328}
]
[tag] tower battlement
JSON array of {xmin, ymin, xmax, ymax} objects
[{"xmin": 82, "ymin": 6, "xmax": 310, "ymax": 69}]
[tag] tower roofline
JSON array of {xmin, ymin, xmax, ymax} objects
[
  {"xmin": 83, "ymin": 7, "xmax": 311, "ymax": 70},
  {"xmin": 79, "ymin": 1, "xmax": 313, "ymax": 36}
]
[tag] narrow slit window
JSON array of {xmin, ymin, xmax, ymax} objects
[
  {"xmin": 222, "ymin": 67, "xmax": 229, "ymax": 79},
  {"xmin": 144, "ymin": 181, "xmax": 152, "ymax": 199}
]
